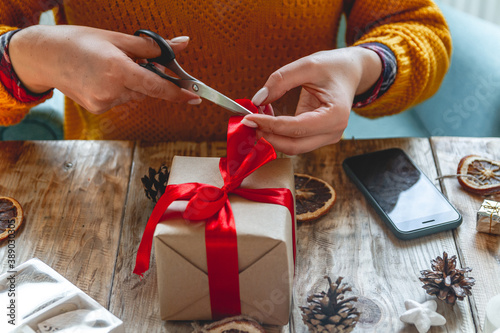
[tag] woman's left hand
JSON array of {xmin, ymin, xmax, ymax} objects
[{"xmin": 241, "ymin": 46, "xmax": 382, "ymax": 155}]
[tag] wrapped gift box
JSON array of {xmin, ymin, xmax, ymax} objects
[
  {"xmin": 477, "ymin": 199, "xmax": 500, "ymax": 235},
  {"xmin": 154, "ymin": 156, "xmax": 295, "ymax": 325}
]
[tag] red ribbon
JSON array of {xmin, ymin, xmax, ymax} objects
[{"xmin": 133, "ymin": 99, "xmax": 295, "ymax": 320}]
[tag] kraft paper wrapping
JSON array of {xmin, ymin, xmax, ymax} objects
[
  {"xmin": 154, "ymin": 156, "xmax": 295, "ymax": 325},
  {"xmin": 477, "ymin": 200, "xmax": 500, "ymax": 235}
]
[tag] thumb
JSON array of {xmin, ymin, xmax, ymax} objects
[{"xmin": 251, "ymin": 57, "xmax": 311, "ymax": 106}]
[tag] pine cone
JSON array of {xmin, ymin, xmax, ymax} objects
[
  {"xmin": 300, "ymin": 276, "xmax": 360, "ymax": 333},
  {"xmin": 141, "ymin": 165, "xmax": 169, "ymax": 203},
  {"xmin": 419, "ymin": 252, "xmax": 475, "ymax": 306}
]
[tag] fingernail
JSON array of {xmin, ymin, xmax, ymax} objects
[
  {"xmin": 188, "ymin": 98, "xmax": 202, "ymax": 105},
  {"xmin": 265, "ymin": 104, "xmax": 274, "ymax": 116},
  {"xmin": 241, "ymin": 118, "xmax": 258, "ymax": 128},
  {"xmin": 252, "ymin": 87, "xmax": 268, "ymax": 106},
  {"xmin": 171, "ymin": 36, "xmax": 190, "ymax": 43},
  {"xmin": 258, "ymin": 106, "xmax": 265, "ymax": 114}
]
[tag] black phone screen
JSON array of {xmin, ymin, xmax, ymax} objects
[{"xmin": 344, "ymin": 148, "xmax": 460, "ymax": 232}]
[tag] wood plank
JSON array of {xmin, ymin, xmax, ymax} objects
[
  {"xmin": 109, "ymin": 141, "xmax": 288, "ymax": 332},
  {"xmin": 0, "ymin": 140, "xmax": 134, "ymax": 307},
  {"xmin": 290, "ymin": 138, "xmax": 475, "ymax": 332},
  {"xmin": 430, "ymin": 137, "xmax": 500, "ymax": 333}
]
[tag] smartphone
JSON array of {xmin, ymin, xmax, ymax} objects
[{"xmin": 342, "ymin": 148, "xmax": 462, "ymax": 239}]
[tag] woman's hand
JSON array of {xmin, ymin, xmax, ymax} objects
[
  {"xmin": 241, "ymin": 47, "xmax": 382, "ymax": 155},
  {"xmin": 9, "ymin": 25, "xmax": 201, "ymax": 114}
]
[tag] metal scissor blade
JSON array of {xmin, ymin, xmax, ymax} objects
[{"xmin": 178, "ymin": 80, "xmax": 253, "ymax": 115}]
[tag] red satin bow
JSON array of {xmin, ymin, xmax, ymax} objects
[{"xmin": 133, "ymin": 99, "xmax": 295, "ymax": 320}]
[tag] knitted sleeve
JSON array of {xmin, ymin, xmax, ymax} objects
[
  {"xmin": 0, "ymin": 0, "xmax": 57, "ymax": 126},
  {"xmin": 344, "ymin": 0, "xmax": 452, "ymax": 118}
]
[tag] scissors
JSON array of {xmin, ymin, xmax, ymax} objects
[{"xmin": 134, "ymin": 29, "xmax": 253, "ymax": 115}]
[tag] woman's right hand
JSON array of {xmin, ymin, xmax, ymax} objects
[{"xmin": 8, "ymin": 25, "xmax": 201, "ymax": 114}]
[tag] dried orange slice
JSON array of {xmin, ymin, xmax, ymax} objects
[
  {"xmin": 295, "ymin": 173, "xmax": 336, "ymax": 222},
  {"xmin": 457, "ymin": 155, "xmax": 500, "ymax": 195},
  {"xmin": 0, "ymin": 196, "xmax": 24, "ymax": 241},
  {"xmin": 198, "ymin": 315, "xmax": 265, "ymax": 332}
]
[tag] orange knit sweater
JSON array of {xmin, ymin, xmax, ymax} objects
[{"xmin": 0, "ymin": 0, "xmax": 451, "ymax": 141}]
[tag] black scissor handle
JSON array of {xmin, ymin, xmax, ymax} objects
[{"xmin": 134, "ymin": 29, "xmax": 176, "ymax": 66}]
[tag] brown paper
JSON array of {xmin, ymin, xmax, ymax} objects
[
  {"xmin": 154, "ymin": 156, "xmax": 295, "ymax": 325},
  {"xmin": 477, "ymin": 199, "xmax": 500, "ymax": 235}
]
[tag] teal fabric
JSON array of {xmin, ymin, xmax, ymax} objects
[
  {"xmin": 411, "ymin": 2, "xmax": 500, "ymax": 137},
  {"xmin": 0, "ymin": 90, "xmax": 63, "ymax": 141},
  {"xmin": 345, "ymin": 2, "xmax": 500, "ymax": 139},
  {"xmin": 0, "ymin": 106, "xmax": 63, "ymax": 140},
  {"xmin": 344, "ymin": 110, "xmax": 430, "ymax": 139}
]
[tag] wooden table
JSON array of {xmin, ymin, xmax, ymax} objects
[{"xmin": 0, "ymin": 137, "xmax": 499, "ymax": 332}]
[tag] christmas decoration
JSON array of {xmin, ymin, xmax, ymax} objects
[
  {"xmin": 485, "ymin": 294, "xmax": 500, "ymax": 333},
  {"xmin": 141, "ymin": 164, "xmax": 169, "ymax": 203},
  {"xmin": 399, "ymin": 299, "xmax": 446, "ymax": 333},
  {"xmin": 0, "ymin": 196, "xmax": 24, "ymax": 240},
  {"xmin": 477, "ymin": 199, "xmax": 500, "ymax": 235},
  {"xmin": 419, "ymin": 252, "xmax": 475, "ymax": 306},
  {"xmin": 300, "ymin": 276, "xmax": 360, "ymax": 332},
  {"xmin": 295, "ymin": 174, "xmax": 336, "ymax": 222},
  {"xmin": 457, "ymin": 155, "xmax": 500, "ymax": 195}
]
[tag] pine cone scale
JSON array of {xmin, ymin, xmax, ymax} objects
[{"xmin": 444, "ymin": 275, "xmax": 452, "ymax": 286}]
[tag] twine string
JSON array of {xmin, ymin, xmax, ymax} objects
[
  {"xmin": 435, "ymin": 174, "xmax": 479, "ymax": 181},
  {"xmin": 482, "ymin": 201, "xmax": 500, "ymax": 234}
]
